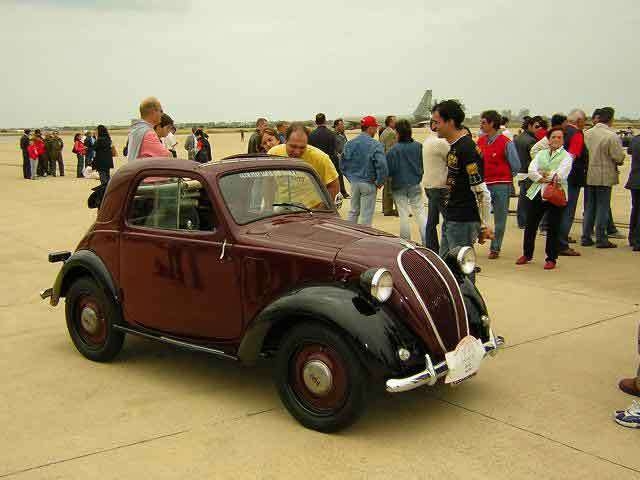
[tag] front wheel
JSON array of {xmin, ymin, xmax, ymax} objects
[
  {"xmin": 274, "ymin": 322, "xmax": 368, "ymax": 433},
  {"xmin": 65, "ymin": 276, "xmax": 124, "ymax": 362}
]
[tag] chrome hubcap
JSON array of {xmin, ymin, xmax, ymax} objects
[
  {"xmin": 302, "ymin": 360, "xmax": 333, "ymax": 396},
  {"xmin": 80, "ymin": 306, "xmax": 99, "ymax": 334}
]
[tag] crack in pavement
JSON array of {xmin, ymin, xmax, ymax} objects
[
  {"xmin": 502, "ymin": 309, "xmax": 640, "ymax": 350},
  {"xmin": 0, "ymin": 408, "xmax": 279, "ymax": 478},
  {"xmin": 432, "ymin": 396, "xmax": 640, "ymax": 476}
]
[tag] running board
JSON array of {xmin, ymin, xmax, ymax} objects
[{"xmin": 113, "ymin": 324, "xmax": 238, "ymax": 361}]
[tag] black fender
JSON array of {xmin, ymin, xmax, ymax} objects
[
  {"xmin": 237, "ymin": 284, "xmax": 422, "ymax": 378},
  {"xmin": 50, "ymin": 249, "xmax": 120, "ymax": 308},
  {"xmin": 460, "ymin": 277, "xmax": 490, "ymax": 339}
]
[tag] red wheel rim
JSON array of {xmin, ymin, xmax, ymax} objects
[
  {"xmin": 289, "ymin": 343, "xmax": 349, "ymax": 414},
  {"xmin": 75, "ymin": 296, "xmax": 107, "ymax": 347}
]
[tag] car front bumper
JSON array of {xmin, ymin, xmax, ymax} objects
[{"xmin": 385, "ymin": 330, "xmax": 504, "ymax": 393}]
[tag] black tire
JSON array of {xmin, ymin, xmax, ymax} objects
[
  {"xmin": 65, "ymin": 276, "xmax": 124, "ymax": 362},
  {"xmin": 274, "ymin": 322, "xmax": 368, "ymax": 433}
]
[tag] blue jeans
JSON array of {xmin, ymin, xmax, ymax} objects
[
  {"xmin": 582, "ymin": 185, "xmax": 612, "ymax": 245},
  {"xmin": 347, "ymin": 181, "xmax": 377, "ymax": 225},
  {"xmin": 392, "ymin": 184, "xmax": 426, "ymax": 244},
  {"xmin": 582, "ymin": 188, "xmax": 618, "ymax": 237},
  {"xmin": 424, "ymin": 187, "xmax": 446, "ymax": 252},
  {"xmin": 558, "ymin": 183, "xmax": 581, "ymax": 250},
  {"xmin": 440, "ymin": 220, "xmax": 481, "ymax": 282},
  {"xmin": 488, "ymin": 184, "xmax": 510, "ymax": 253}
]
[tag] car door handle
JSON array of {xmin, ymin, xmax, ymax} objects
[{"xmin": 219, "ymin": 239, "xmax": 232, "ymax": 260}]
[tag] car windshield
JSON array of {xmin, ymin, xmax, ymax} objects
[{"xmin": 219, "ymin": 168, "xmax": 332, "ymax": 224}]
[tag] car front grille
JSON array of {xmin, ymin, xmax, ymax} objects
[{"xmin": 398, "ymin": 248, "xmax": 468, "ymax": 353}]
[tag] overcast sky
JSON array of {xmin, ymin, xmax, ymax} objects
[{"xmin": 1, "ymin": 0, "xmax": 638, "ymax": 127}]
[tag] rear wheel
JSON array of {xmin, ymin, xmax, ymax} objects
[
  {"xmin": 274, "ymin": 322, "xmax": 368, "ymax": 432},
  {"xmin": 65, "ymin": 277, "xmax": 124, "ymax": 362}
]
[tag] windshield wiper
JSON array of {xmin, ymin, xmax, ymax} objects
[{"xmin": 272, "ymin": 203, "xmax": 313, "ymax": 214}]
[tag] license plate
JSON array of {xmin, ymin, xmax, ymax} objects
[{"xmin": 444, "ymin": 336, "xmax": 485, "ymax": 385}]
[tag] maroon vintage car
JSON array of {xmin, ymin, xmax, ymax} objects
[{"xmin": 41, "ymin": 155, "xmax": 503, "ymax": 432}]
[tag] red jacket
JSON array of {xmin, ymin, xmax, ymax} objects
[
  {"xmin": 34, "ymin": 138, "xmax": 45, "ymax": 156},
  {"xmin": 74, "ymin": 140, "xmax": 86, "ymax": 155},
  {"xmin": 27, "ymin": 144, "xmax": 39, "ymax": 160},
  {"xmin": 477, "ymin": 134, "xmax": 512, "ymax": 184}
]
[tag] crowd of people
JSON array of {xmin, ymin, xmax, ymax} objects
[{"xmin": 18, "ymin": 96, "xmax": 640, "ymax": 427}]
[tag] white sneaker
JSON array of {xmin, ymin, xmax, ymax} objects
[{"xmin": 613, "ymin": 400, "xmax": 640, "ymax": 428}]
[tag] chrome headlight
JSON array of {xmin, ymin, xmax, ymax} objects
[
  {"xmin": 456, "ymin": 246, "xmax": 476, "ymax": 275},
  {"xmin": 360, "ymin": 268, "xmax": 393, "ymax": 303}
]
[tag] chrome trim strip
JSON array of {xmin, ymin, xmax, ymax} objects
[
  {"xmin": 396, "ymin": 248, "xmax": 446, "ymax": 352},
  {"xmin": 416, "ymin": 248, "xmax": 470, "ymax": 338},
  {"xmin": 385, "ymin": 330, "xmax": 505, "ymax": 393},
  {"xmin": 414, "ymin": 249, "xmax": 461, "ymax": 338},
  {"xmin": 113, "ymin": 324, "xmax": 238, "ymax": 361}
]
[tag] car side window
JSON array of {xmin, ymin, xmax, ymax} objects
[{"xmin": 127, "ymin": 176, "xmax": 215, "ymax": 231}]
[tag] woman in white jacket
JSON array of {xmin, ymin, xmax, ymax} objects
[{"xmin": 516, "ymin": 127, "xmax": 572, "ymax": 270}]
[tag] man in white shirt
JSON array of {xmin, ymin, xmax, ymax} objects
[
  {"xmin": 163, "ymin": 125, "xmax": 178, "ymax": 158},
  {"xmin": 422, "ymin": 120, "xmax": 451, "ymax": 252}
]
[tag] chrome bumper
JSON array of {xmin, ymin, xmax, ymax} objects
[{"xmin": 385, "ymin": 330, "xmax": 505, "ymax": 393}]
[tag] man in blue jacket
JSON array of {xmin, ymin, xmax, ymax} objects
[{"xmin": 341, "ymin": 116, "xmax": 388, "ymax": 225}]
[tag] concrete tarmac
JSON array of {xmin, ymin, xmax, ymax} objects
[{"xmin": 1, "ymin": 134, "xmax": 638, "ymax": 479}]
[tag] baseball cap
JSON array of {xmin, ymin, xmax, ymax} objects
[{"xmin": 361, "ymin": 115, "xmax": 379, "ymax": 128}]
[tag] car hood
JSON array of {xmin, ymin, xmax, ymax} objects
[{"xmin": 241, "ymin": 214, "xmax": 401, "ymax": 259}]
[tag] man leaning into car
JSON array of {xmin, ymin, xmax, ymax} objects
[{"xmin": 268, "ymin": 122, "xmax": 339, "ymax": 201}]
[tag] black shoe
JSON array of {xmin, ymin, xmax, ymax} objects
[
  {"xmin": 632, "ymin": 246, "xmax": 640, "ymax": 252},
  {"xmin": 596, "ymin": 241, "xmax": 617, "ymax": 249},
  {"xmin": 581, "ymin": 239, "xmax": 595, "ymax": 247}
]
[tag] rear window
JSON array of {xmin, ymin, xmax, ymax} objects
[{"xmin": 127, "ymin": 176, "xmax": 215, "ymax": 231}]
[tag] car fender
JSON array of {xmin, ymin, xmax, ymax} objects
[
  {"xmin": 238, "ymin": 284, "xmax": 420, "ymax": 377},
  {"xmin": 460, "ymin": 277, "xmax": 490, "ymax": 336},
  {"xmin": 50, "ymin": 249, "xmax": 120, "ymax": 308}
]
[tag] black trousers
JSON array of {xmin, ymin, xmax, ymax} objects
[
  {"xmin": 630, "ymin": 189, "xmax": 640, "ymax": 248},
  {"xmin": 22, "ymin": 150, "xmax": 30, "ymax": 179},
  {"xmin": 523, "ymin": 193, "xmax": 565, "ymax": 262}
]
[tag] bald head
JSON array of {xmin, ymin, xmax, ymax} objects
[{"xmin": 139, "ymin": 97, "xmax": 163, "ymax": 125}]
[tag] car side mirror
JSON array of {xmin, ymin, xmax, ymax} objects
[{"xmin": 334, "ymin": 192, "xmax": 344, "ymax": 211}]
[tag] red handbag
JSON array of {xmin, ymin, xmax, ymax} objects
[{"xmin": 542, "ymin": 175, "xmax": 567, "ymax": 207}]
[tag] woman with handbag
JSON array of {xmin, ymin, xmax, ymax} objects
[
  {"xmin": 516, "ymin": 127, "xmax": 572, "ymax": 270},
  {"xmin": 93, "ymin": 125, "xmax": 114, "ymax": 186}
]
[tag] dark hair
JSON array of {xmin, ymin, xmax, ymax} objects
[
  {"xmin": 260, "ymin": 127, "xmax": 278, "ymax": 141},
  {"xmin": 73, "ymin": 133, "xmax": 81, "ymax": 142},
  {"xmin": 286, "ymin": 122, "xmax": 310, "ymax": 141},
  {"xmin": 501, "ymin": 116, "xmax": 509, "ymax": 126},
  {"xmin": 432, "ymin": 100, "xmax": 465, "ymax": 128},
  {"xmin": 385, "ymin": 115, "xmax": 395, "ymax": 127},
  {"xmin": 591, "ymin": 108, "xmax": 602, "ymax": 120},
  {"xmin": 395, "ymin": 119, "xmax": 412, "ymax": 142},
  {"xmin": 275, "ymin": 121, "xmax": 287, "ymax": 129},
  {"xmin": 599, "ymin": 107, "xmax": 614, "ymax": 124},
  {"xmin": 97, "ymin": 125, "xmax": 109, "ymax": 138},
  {"xmin": 546, "ymin": 126, "xmax": 565, "ymax": 140},
  {"xmin": 521, "ymin": 116, "xmax": 532, "ymax": 131},
  {"xmin": 531, "ymin": 116, "xmax": 548, "ymax": 130},
  {"xmin": 550, "ymin": 113, "xmax": 567, "ymax": 127},
  {"xmin": 255, "ymin": 117, "xmax": 267, "ymax": 127},
  {"xmin": 333, "ymin": 118, "xmax": 343, "ymax": 128},
  {"xmin": 481, "ymin": 110, "xmax": 502, "ymax": 130},
  {"xmin": 24, "ymin": 128, "xmax": 31, "ymax": 135},
  {"xmin": 191, "ymin": 127, "xmax": 197, "ymax": 133},
  {"xmin": 315, "ymin": 113, "xmax": 326, "ymax": 125},
  {"xmin": 158, "ymin": 113, "xmax": 174, "ymax": 128}
]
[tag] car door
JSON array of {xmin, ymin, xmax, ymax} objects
[{"xmin": 119, "ymin": 173, "xmax": 243, "ymax": 340}]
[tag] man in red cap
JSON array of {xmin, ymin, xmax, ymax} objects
[{"xmin": 340, "ymin": 116, "xmax": 388, "ymax": 225}]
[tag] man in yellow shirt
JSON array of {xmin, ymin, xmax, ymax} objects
[{"xmin": 268, "ymin": 123, "xmax": 340, "ymax": 201}]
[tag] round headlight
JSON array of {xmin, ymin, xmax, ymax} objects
[
  {"xmin": 360, "ymin": 268, "xmax": 393, "ymax": 303},
  {"xmin": 457, "ymin": 247, "xmax": 476, "ymax": 275}
]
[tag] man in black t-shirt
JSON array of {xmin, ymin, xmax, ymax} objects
[{"xmin": 431, "ymin": 100, "xmax": 493, "ymax": 272}]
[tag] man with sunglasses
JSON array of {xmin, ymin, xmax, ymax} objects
[{"xmin": 127, "ymin": 96, "xmax": 170, "ymax": 161}]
